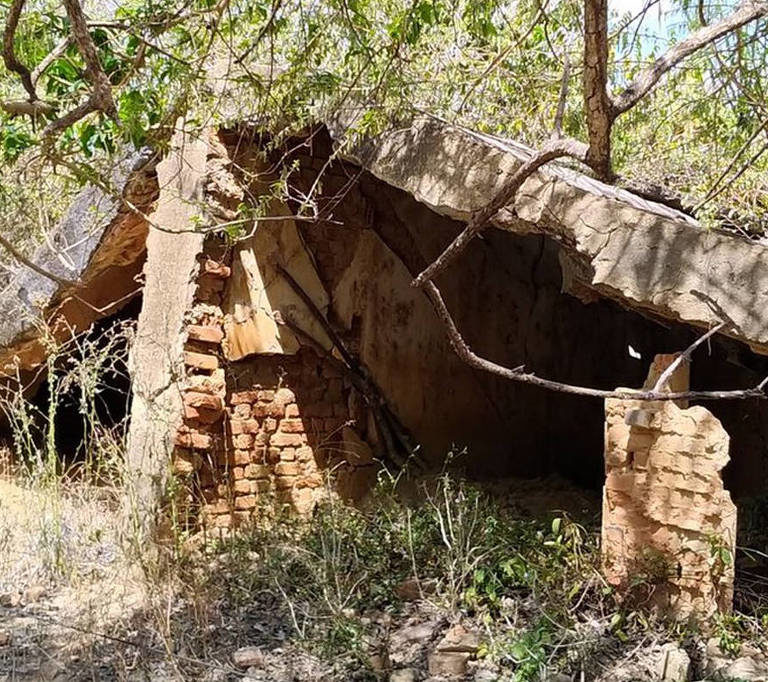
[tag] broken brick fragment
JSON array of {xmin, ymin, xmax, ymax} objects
[
  {"xmin": 184, "ymin": 351, "xmax": 219, "ymax": 371},
  {"xmin": 187, "ymin": 325, "xmax": 224, "ymax": 344}
]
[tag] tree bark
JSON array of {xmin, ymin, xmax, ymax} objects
[{"xmin": 583, "ymin": 0, "xmax": 614, "ymax": 179}]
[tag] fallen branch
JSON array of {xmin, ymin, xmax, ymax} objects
[
  {"xmin": 0, "ymin": 233, "xmax": 76, "ymax": 287},
  {"xmin": 275, "ymin": 264, "xmax": 422, "ymax": 468},
  {"xmin": 421, "ymin": 279, "xmax": 766, "ymax": 402}
]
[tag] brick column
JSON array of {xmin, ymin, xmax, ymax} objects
[{"xmin": 601, "ymin": 354, "xmax": 736, "ymax": 618}]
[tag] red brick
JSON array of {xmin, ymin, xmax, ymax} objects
[
  {"xmin": 245, "ymin": 464, "xmax": 271, "ymax": 479},
  {"xmin": 275, "ymin": 461, "xmax": 301, "ymax": 476},
  {"xmin": 274, "ymin": 388, "xmax": 296, "ymax": 407},
  {"xmin": 251, "ymin": 403, "xmax": 285, "ymax": 418},
  {"xmin": 187, "ymin": 325, "xmax": 224, "ymax": 345},
  {"xmin": 233, "ymin": 403, "xmax": 251, "ymax": 419},
  {"xmin": 296, "ymin": 446, "xmax": 314, "ymax": 462},
  {"xmin": 212, "ymin": 514, "xmax": 233, "ymax": 528},
  {"xmin": 281, "ymin": 447, "xmax": 296, "ymax": 461},
  {"xmin": 267, "ymin": 447, "xmax": 281, "ymax": 464},
  {"xmin": 270, "ymin": 432, "xmax": 306, "ymax": 447},
  {"xmin": 234, "ymin": 495, "xmax": 258, "ymax": 509},
  {"xmin": 263, "ymin": 417, "xmax": 278, "ymax": 433},
  {"xmin": 285, "ymin": 404, "xmax": 300, "ymax": 418},
  {"xmin": 184, "ymin": 404, "xmax": 222, "ymax": 424},
  {"xmin": 202, "ymin": 258, "xmax": 231, "ymax": 278},
  {"xmin": 231, "ymin": 391, "xmax": 259, "ymax": 405},
  {"xmin": 184, "ymin": 351, "xmax": 219, "ymax": 371},
  {"xmin": 257, "ymin": 389, "xmax": 275, "ymax": 403},
  {"xmin": 184, "ymin": 391, "xmax": 223, "ymax": 414},
  {"xmin": 203, "ymin": 500, "xmax": 230, "ymax": 515},
  {"xmin": 233, "ymin": 434, "xmax": 253, "ymax": 449},
  {"xmin": 297, "ymin": 473, "xmax": 324, "ymax": 489},
  {"xmin": 230, "ymin": 419, "xmax": 260, "ymax": 435},
  {"xmin": 233, "ymin": 449, "xmax": 251, "ymax": 465},
  {"xmin": 275, "ymin": 476, "xmax": 297, "ymax": 490},
  {"xmin": 253, "ymin": 479, "xmax": 271, "ymax": 493},
  {"xmin": 233, "ymin": 466, "xmax": 245, "ymax": 479},
  {"xmin": 279, "ymin": 418, "xmax": 305, "ymax": 434},
  {"xmin": 174, "ymin": 431, "xmax": 212, "ymax": 450},
  {"xmin": 234, "ymin": 479, "xmax": 252, "ymax": 494}
]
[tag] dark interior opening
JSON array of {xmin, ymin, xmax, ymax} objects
[{"xmin": 24, "ymin": 295, "xmax": 141, "ymax": 470}]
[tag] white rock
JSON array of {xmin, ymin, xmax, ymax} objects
[
  {"xmin": 722, "ymin": 656, "xmax": 767, "ymax": 681},
  {"xmin": 657, "ymin": 643, "xmax": 690, "ymax": 682},
  {"xmin": 389, "ymin": 669, "xmax": 417, "ymax": 682}
]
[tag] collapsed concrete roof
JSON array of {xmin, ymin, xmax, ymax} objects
[
  {"xmin": 1, "ymin": 115, "xmax": 768, "ymax": 376},
  {"xmin": 0, "ymin": 151, "xmax": 156, "ymax": 376},
  {"xmin": 334, "ymin": 116, "xmax": 768, "ymax": 355}
]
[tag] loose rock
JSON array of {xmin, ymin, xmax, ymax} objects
[
  {"xmin": 656, "ymin": 643, "xmax": 690, "ymax": 682},
  {"xmin": 428, "ymin": 651, "xmax": 470, "ymax": 677},
  {"xmin": 436, "ymin": 623, "xmax": 480, "ymax": 654},
  {"xmin": 233, "ymin": 646, "xmax": 265, "ymax": 669},
  {"xmin": 389, "ymin": 669, "xmax": 417, "ymax": 682}
]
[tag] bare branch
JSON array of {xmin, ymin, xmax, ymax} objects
[
  {"xmin": 612, "ymin": 0, "xmax": 768, "ymax": 115},
  {"xmin": 552, "ymin": 56, "xmax": 571, "ymax": 138},
  {"xmin": 0, "ymin": 233, "xmax": 76, "ymax": 287},
  {"xmin": 411, "ymin": 137, "xmax": 588, "ymax": 288},
  {"xmin": 42, "ymin": 0, "xmax": 119, "ymax": 137},
  {"xmin": 31, "ymin": 36, "xmax": 72, "ymax": 86},
  {"xmin": 422, "ymin": 279, "xmax": 765, "ymax": 402},
  {"xmin": 0, "ymin": 99, "xmax": 55, "ymax": 118},
  {"xmin": 652, "ymin": 322, "xmax": 726, "ymax": 392},
  {"xmin": 2, "ymin": 0, "xmax": 37, "ymax": 100}
]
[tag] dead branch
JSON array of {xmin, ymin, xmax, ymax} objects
[
  {"xmin": 31, "ymin": 36, "xmax": 72, "ymax": 86},
  {"xmin": 411, "ymin": 137, "xmax": 588, "ymax": 288},
  {"xmin": 0, "ymin": 99, "xmax": 55, "ymax": 118},
  {"xmin": 274, "ymin": 264, "xmax": 358, "ymax": 369},
  {"xmin": 422, "ymin": 279, "xmax": 766, "ymax": 402},
  {"xmin": 611, "ymin": 0, "xmax": 768, "ymax": 115},
  {"xmin": 275, "ymin": 265, "xmax": 422, "ymax": 468},
  {"xmin": 0, "ymin": 233, "xmax": 76, "ymax": 287},
  {"xmin": 652, "ymin": 322, "xmax": 726, "ymax": 392},
  {"xmin": 552, "ymin": 56, "xmax": 571, "ymax": 139}
]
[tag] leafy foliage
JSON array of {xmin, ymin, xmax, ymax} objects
[{"xmin": 0, "ymin": 0, "xmax": 765, "ymax": 264}]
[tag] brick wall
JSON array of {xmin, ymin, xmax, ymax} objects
[{"xmin": 170, "ymin": 231, "xmax": 367, "ymax": 529}]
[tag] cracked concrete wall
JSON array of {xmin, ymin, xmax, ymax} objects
[
  {"xmin": 602, "ymin": 356, "xmax": 736, "ymax": 618},
  {"xmin": 125, "ymin": 126, "xmax": 208, "ymax": 533}
]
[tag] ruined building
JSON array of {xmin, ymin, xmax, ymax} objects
[{"xmin": 1, "ymin": 117, "xmax": 767, "ymax": 618}]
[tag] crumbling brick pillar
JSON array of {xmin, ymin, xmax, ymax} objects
[{"xmin": 601, "ymin": 354, "xmax": 737, "ymax": 618}]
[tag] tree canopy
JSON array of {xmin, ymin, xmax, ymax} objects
[{"xmin": 0, "ymin": 0, "xmax": 766, "ymax": 269}]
